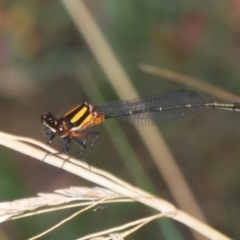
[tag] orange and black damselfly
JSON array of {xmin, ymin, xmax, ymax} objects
[{"xmin": 41, "ymin": 89, "xmax": 240, "ymax": 159}]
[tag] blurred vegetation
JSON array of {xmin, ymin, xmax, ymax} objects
[{"xmin": 0, "ymin": 0, "xmax": 240, "ymax": 239}]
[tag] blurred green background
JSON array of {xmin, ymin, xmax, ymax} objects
[{"xmin": 0, "ymin": 0, "xmax": 240, "ymax": 239}]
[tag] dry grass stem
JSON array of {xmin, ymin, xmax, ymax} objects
[
  {"xmin": 139, "ymin": 64, "xmax": 240, "ymax": 102},
  {"xmin": 0, "ymin": 186, "xmax": 122, "ymax": 222},
  {"xmin": 0, "ymin": 131, "xmax": 175, "ymax": 213},
  {"xmin": 29, "ymin": 198, "xmax": 107, "ymax": 240},
  {"xmin": 0, "ymin": 131, "xmax": 232, "ymax": 239},
  {"xmin": 78, "ymin": 213, "xmax": 166, "ymax": 240}
]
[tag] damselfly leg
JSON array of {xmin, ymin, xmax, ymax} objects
[
  {"xmin": 60, "ymin": 131, "xmax": 99, "ymax": 167},
  {"xmin": 71, "ymin": 132, "xmax": 99, "ymax": 160}
]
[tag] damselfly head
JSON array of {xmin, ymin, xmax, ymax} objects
[{"xmin": 41, "ymin": 112, "xmax": 59, "ymax": 133}]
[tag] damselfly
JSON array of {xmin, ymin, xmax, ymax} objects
[{"xmin": 41, "ymin": 89, "xmax": 240, "ymax": 159}]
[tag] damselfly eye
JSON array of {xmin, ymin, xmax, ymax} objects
[
  {"xmin": 41, "ymin": 112, "xmax": 59, "ymax": 131},
  {"xmin": 41, "ymin": 112, "xmax": 53, "ymax": 123}
]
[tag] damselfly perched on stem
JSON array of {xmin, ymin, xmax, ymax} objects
[{"xmin": 41, "ymin": 89, "xmax": 240, "ymax": 159}]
